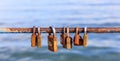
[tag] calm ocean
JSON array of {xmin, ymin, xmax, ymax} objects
[{"xmin": 0, "ymin": 0, "xmax": 120, "ymax": 61}]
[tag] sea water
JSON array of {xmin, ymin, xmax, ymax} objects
[{"xmin": 0, "ymin": 0, "xmax": 120, "ymax": 61}]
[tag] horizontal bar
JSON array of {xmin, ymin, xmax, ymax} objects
[{"xmin": 0, "ymin": 27, "xmax": 120, "ymax": 33}]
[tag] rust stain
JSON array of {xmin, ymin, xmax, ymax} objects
[{"xmin": 8, "ymin": 28, "xmax": 32, "ymax": 33}]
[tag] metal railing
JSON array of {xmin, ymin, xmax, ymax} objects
[{"xmin": 0, "ymin": 27, "xmax": 120, "ymax": 33}]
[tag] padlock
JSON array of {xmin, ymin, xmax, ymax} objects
[
  {"xmin": 83, "ymin": 27, "xmax": 88, "ymax": 47},
  {"xmin": 73, "ymin": 27, "xmax": 83, "ymax": 46},
  {"xmin": 65, "ymin": 27, "xmax": 72, "ymax": 49},
  {"xmin": 60, "ymin": 27, "xmax": 67, "ymax": 48},
  {"xmin": 31, "ymin": 26, "xmax": 37, "ymax": 47},
  {"xmin": 37, "ymin": 27, "xmax": 42, "ymax": 48},
  {"xmin": 48, "ymin": 26, "xmax": 58, "ymax": 52},
  {"xmin": 48, "ymin": 32, "xmax": 53, "ymax": 50},
  {"xmin": 79, "ymin": 35, "xmax": 83, "ymax": 45}
]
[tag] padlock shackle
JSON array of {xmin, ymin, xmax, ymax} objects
[
  {"xmin": 50, "ymin": 26, "xmax": 56, "ymax": 36},
  {"xmin": 63, "ymin": 26, "xmax": 66, "ymax": 34},
  {"xmin": 32, "ymin": 26, "xmax": 36, "ymax": 33},
  {"xmin": 84, "ymin": 27, "xmax": 87, "ymax": 34},
  {"xmin": 75, "ymin": 27, "xmax": 79, "ymax": 34},
  {"xmin": 38, "ymin": 27, "xmax": 41, "ymax": 34},
  {"xmin": 66, "ymin": 27, "xmax": 70, "ymax": 36}
]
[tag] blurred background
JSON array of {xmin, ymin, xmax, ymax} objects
[{"xmin": 0, "ymin": 0, "xmax": 120, "ymax": 61}]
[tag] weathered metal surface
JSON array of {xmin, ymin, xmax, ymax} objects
[{"xmin": 0, "ymin": 27, "xmax": 120, "ymax": 33}]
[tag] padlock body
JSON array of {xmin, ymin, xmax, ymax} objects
[
  {"xmin": 83, "ymin": 33, "xmax": 88, "ymax": 47},
  {"xmin": 79, "ymin": 36, "xmax": 83, "ymax": 45},
  {"xmin": 74, "ymin": 34, "xmax": 80, "ymax": 46},
  {"xmin": 31, "ymin": 33, "xmax": 37, "ymax": 47},
  {"xmin": 37, "ymin": 34, "xmax": 42, "ymax": 48},
  {"xmin": 60, "ymin": 34, "xmax": 67, "ymax": 48},
  {"xmin": 48, "ymin": 35, "xmax": 58, "ymax": 52},
  {"xmin": 74, "ymin": 35, "xmax": 83, "ymax": 46},
  {"xmin": 65, "ymin": 36, "xmax": 72, "ymax": 49}
]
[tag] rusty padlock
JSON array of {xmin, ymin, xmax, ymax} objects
[
  {"xmin": 48, "ymin": 26, "xmax": 58, "ymax": 52},
  {"xmin": 60, "ymin": 27, "xmax": 67, "ymax": 48},
  {"xmin": 65, "ymin": 27, "xmax": 72, "ymax": 49},
  {"xmin": 83, "ymin": 27, "xmax": 88, "ymax": 47},
  {"xmin": 37, "ymin": 27, "xmax": 42, "ymax": 48},
  {"xmin": 31, "ymin": 26, "xmax": 37, "ymax": 47},
  {"xmin": 73, "ymin": 27, "xmax": 83, "ymax": 46}
]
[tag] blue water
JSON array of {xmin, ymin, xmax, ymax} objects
[{"xmin": 0, "ymin": 0, "xmax": 120, "ymax": 61}]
